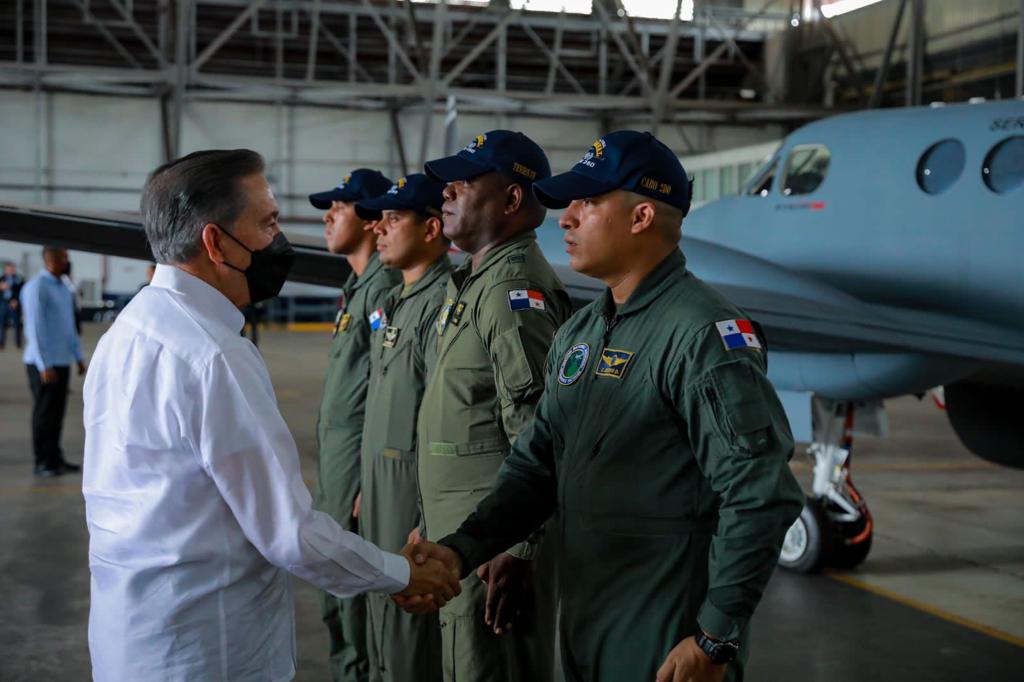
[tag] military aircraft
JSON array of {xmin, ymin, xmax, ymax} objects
[{"xmin": 2, "ymin": 99, "xmax": 1022, "ymax": 574}]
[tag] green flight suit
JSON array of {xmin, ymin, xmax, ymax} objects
[
  {"xmin": 441, "ymin": 249, "xmax": 805, "ymax": 682},
  {"xmin": 360, "ymin": 254, "xmax": 453, "ymax": 682},
  {"xmin": 316, "ymin": 251, "xmax": 402, "ymax": 682},
  {"xmin": 416, "ymin": 230, "xmax": 572, "ymax": 682}
]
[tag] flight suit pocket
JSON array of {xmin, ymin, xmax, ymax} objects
[
  {"xmin": 702, "ymin": 361, "xmax": 773, "ymax": 457},
  {"xmin": 492, "ymin": 327, "xmax": 536, "ymax": 398},
  {"xmin": 427, "ymin": 439, "xmax": 506, "ymax": 493}
]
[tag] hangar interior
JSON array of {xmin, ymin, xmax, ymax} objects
[{"xmin": 1, "ymin": 1, "xmax": 1023, "ymax": 680}]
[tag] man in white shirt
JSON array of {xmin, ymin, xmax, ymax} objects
[{"xmin": 83, "ymin": 149, "xmax": 459, "ymax": 682}]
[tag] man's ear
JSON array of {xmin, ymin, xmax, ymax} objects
[
  {"xmin": 504, "ymin": 183, "xmax": 524, "ymax": 215},
  {"xmin": 423, "ymin": 216, "xmax": 445, "ymax": 243},
  {"xmin": 201, "ymin": 223, "xmax": 227, "ymax": 265},
  {"xmin": 629, "ymin": 201, "xmax": 657, "ymax": 235}
]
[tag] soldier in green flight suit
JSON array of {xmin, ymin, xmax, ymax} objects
[
  {"xmin": 354, "ymin": 173, "xmax": 452, "ymax": 682},
  {"xmin": 409, "ymin": 131, "xmax": 805, "ymax": 682},
  {"xmin": 415, "ymin": 130, "xmax": 572, "ymax": 681},
  {"xmin": 309, "ymin": 169, "xmax": 402, "ymax": 682}
]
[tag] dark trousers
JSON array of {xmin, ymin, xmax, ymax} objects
[
  {"xmin": 0, "ymin": 304, "xmax": 21, "ymax": 348},
  {"xmin": 26, "ymin": 364, "xmax": 70, "ymax": 471}
]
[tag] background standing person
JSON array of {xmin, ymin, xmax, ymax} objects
[
  {"xmin": 416, "ymin": 130, "xmax": 572, "ymax": 681},
  {"xmin": 309, "ymin": 168, "xmax": 401, "ymax": 682},
  {"xmin": 83, "ymin": 148, "xmax": 460, "ymax": 682},
  {"xmin": 419, "ymin": 131, "xmax": 804, "ymax": 682},
  {"xmin": 355, "ymin": 173, "xmax": 452, "ymax": 682},
  {"xmin": 1, "ymin": 261, "xmax": 25, "ymax": 350},
  {"xmin": 60, "ymin": 261, "xmax": 83, "ymax": 336},
  {"xmin": 20, "ymin": 247, "xmax": 85, "ymax": 477}
]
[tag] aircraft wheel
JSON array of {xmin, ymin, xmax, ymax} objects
[
  {"xmin": 829, "ymin": 510, "xmax": 873, "ymax": 570},
  {"xmin": 778, "ymin": 497, "xmax": 830, "ymax": 573},
  {"xmin": 830, "ymin": 531, "xmax": 872, "ymax": 569}
]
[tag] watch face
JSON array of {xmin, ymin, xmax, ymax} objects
[{"xmin": 699, "ymin": 633, "xmax": 739, "ymax": 664}]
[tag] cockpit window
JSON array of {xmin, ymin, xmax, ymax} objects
[
  {"xmin": 982, "ymin": 136, "xmax": 1024, "ymax": 194},
  {"xmin": 916, "ymin": 139, "xmax": 965, "ymax": 194},
  {"xmin": 781, "ymin": 144, "xmax": 831, "ymax": 196},
  {"xmin": 746, "ymin": 159, "xmax": 778, "ymax": 197}
]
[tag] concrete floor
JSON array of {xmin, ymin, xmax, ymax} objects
[{"xmin": 1, "ymin": 324, "xmax": 1022, "ymax": 681}]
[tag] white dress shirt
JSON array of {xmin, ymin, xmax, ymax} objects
[{"xmin": 83, "ymin": 265, "xmax": 409, "ymax": 682}]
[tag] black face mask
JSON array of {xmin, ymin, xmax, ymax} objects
[{"xmin": 221, "ymin": 229, "xmax": 296, "ymax": 303}]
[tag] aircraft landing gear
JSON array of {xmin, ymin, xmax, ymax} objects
[{"xmin": 779, "ymin": 400, "xmax": 875, "ymax": 573}]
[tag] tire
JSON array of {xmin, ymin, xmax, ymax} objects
[
  {"xmin": 829, "ymin": 513, "xmax": 873, "ymax": 570},
  {"xmin": 830, "ymin": 532, "xmax": 872, "ymax": 569},
  {"xmin": 778, "ymin": 497, "xmax": 830, "ymax": 573}
]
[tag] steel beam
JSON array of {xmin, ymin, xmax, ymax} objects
[
  {"xmin": 443, "ymin": 8, "xmax": 519, "ymax": 88},
  {"xmin": 817, "ymin": 1, "xmax": 868, "ymax": 106},
  {"xmin": 418, "ymin": 0, "xmax": 448, "ymax": 168},
  {"xmin": 545, "ymin": 12, "xmax": 566, "ymax": 95},
  {"xmin": 193, "ymin": 0, "xmax": 265, "ymax": 73},
  {"xmin": 320, "ymin": 22, "xmax": 373, "ymax": 82},
  {"xmin": 592, "ymin": 1, "xmax": 654, "ymax": 98},
  {"xmin": 76, "ymin": 0, "xmax": 143, "ymax": 70},
  {"xmin": 171, "ymin": 0, "xmax": 190, "ymax": 157},
  {"xmin": 706, "ymin": 10, "xmax": 776, "ymax": 101},
  {"xmin": 651, "ymin": 0, "xmax": 684, "ymax": 134},
  {"xmin": 869, "ymin": 0, "xmax": 906, "ymax": 108},
  {"xmin": 109, "ymin": 0, "xmax": 166, "ymax": 66},
  {"xmin": 359, "ymin": 0, "xmax": 421, "ymax": 81},
  {"xmin": 306, "ymin": 0, "xmax": 321, "ymax": 81},
  {"xmin": 906, "ymin": 0, "xmax": 925, "ymax": 106},
  {"xmin": 497, "ymin": 24, "xmax": 507, "ymax": 93},
  {"xmin": 670, "ymin": 0, "xmax": 780, "ymax": 99},
  {"xmin": 520, "ymin": 21, "xmax": 586, "ymax": 95},
  {"xmin": 1017, "ymin": 0, "xmax": 1023, "ymax": 98}
]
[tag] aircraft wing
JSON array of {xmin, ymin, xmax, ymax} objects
[
  {"xmin": 554, "ymin": 236, "xmax": 1024, "ymax": 369},
  {"xmin": 5, "ymin": 203, "xmax": 1023, "ymax": 369},
  {"xmin": 0, "ymin": 203, "xmax": 352, "ymax": 287}
]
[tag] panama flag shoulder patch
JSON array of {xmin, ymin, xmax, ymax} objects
[
  {"xmin": 508, "ymin": 289, "xmax": 546, "ymax": 312},
  {"xmin": 368, "ymin": 308, "xmax": 388, "ymax": 332},
  {"xmin": 715, "ymin": 319, "xmax": 762, "ymax": 351}
]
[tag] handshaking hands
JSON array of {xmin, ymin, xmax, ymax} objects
[{"xmin": 392, "ymin": 541, "xmax": 465, "ymax": 615}]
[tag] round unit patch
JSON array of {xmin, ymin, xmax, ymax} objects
[{"xmin": 558, "ymin": 343, "xmax": 590, "ymax": 386}]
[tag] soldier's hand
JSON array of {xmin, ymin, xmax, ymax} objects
[
  {"xmin": 655, "ymin": 636, "xmax": 727, "ymax": 682},
  {"xmin": 391, "ymin": 542, "xmax": 463, "ymax": 615},
  {"xmin": 352, "ymin": 492, "xmax": 362, "ymax": 519},
  {"xmin": 476, "ymin": 552, "xmax": 532, "ymax": 635},
  {"xmin": 407, "ymin": 527, "xmax": 423, "ymax": 545}
]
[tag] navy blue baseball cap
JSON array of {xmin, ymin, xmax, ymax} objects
[
  {"xmin": 354, "ymin": 173, "xmax": 445, "ymax": 221},
  {"xmin": 532, "ymin": 131, "xmax": 692, "ymax": 216},
  {"xmin": 309, "ymin": 168, "xmax": 393, "ymax": 210},
  {"xmin": 424, "ymin": 130, "xmax": 551, "ymax": 187}
]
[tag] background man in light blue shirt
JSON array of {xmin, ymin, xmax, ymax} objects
[
  {"xmin": 1, "ymin": 260, "xmax": 25, "ymax": 349},
  {"xmin": 21, "ymin": 246, "xmax": 86, "ymax": 477}
]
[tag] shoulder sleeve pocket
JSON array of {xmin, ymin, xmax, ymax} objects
[
  {"xmin": 699, "ymin": 360, "xmax": 774, "ymax": 457},
  {"xmin": 492, "ymin": 326, "xmax": 537, "ymax": 399}
]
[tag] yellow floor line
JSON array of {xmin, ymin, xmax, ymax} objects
[
  {"xmin": 283, "ymin": 322, "xmax": 334, "ymax": 332},
  {"xmin": 827, "ymin": 570, "xmax": 1024, "ymax": 648},
  {"xmin": 0, "ymin": 482, "xmax": 82, "ymax": 496}
]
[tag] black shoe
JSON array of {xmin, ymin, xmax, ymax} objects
[
  {"xmin": 34, "ymin": 466, "xmax": 64, "ymax": 478},
  {"xmin": 60, "ymin": 461, "xmax": 82, "ymax": 473}
]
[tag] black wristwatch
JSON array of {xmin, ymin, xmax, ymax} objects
[{"xmin": 695, "ymin": 630, "xmax": 740, "ymax": 664}]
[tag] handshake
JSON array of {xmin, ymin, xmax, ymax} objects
[{"xmin": 391, "ymin": 541, "xmax": 465, "ymax": 615}]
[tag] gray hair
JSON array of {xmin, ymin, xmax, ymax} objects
[{"xmin": 141, "ymin": 149, "xmax": 265, "ymax": 264}]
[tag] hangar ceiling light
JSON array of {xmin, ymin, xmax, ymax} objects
[
  {"xmin": 620, "ymin": 0, "xmax": 695, "ymax": 21},
  {"xmin": 509, "ymin": 0, "xmax": 594, "ymax": 12},
  {"xmin": 820, "ymin": 0, "xmax": 887, "ymax": 19},
  {"xmin": 412, "ymin": 0, "xmax": 690, "ymax": 19}
]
